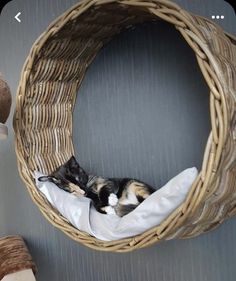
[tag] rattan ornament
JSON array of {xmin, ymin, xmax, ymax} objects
[
  {"xmin": 14, "ymin": 0, "xmax": 236, "ymax": 252},
  {"xmin": 0, "ymin": 74, "xmax": 11, "ymax": 139},
  {"xmin": 0, "ymin": 236, "xmax": 37, "ymax": 281}
]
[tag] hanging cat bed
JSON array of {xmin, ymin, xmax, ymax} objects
[{"xmin": 14, "ymin": 0, "xmax": 236, "ymax": 252}]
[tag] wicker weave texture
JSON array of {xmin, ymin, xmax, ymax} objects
[
  {"xmin": 13, "ymin": 0, "xmax": 236, "ymax": 252},
  {"xmin": 0, "ymin": 236, "xmax": 36, "ymax": 280}
]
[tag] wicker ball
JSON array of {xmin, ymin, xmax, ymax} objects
[
  {"xmin": 14, "ymin": 0, "xmax": 236, "ymax": 252},
  {"xmin": 0, "ymin": 236, "xmax": 36, "ymax": 280},
  {"xmin": 0, "ymin": 75, "xmax": 11, "ymax": 138}
]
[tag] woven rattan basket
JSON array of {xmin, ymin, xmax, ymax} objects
[{"xmin": 14, "ymin": 0, "xmax": 236, "ymax": 252}]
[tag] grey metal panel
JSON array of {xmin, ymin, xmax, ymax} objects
[{"xmin": 0, "ymin": 1, "xmax": 235, "ymax": 280}]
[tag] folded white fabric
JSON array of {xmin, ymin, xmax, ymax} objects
[{"xmin": 35, "ymin": 167, "xmax": 198, "ymax": 241}]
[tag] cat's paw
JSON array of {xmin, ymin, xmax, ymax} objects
[
  {"xmin": 72, "ymin": 191, "xmax": 84, "ymax": 197},
  {"xmin": 68, "ymin": 182, "xmax": 85, "ymax": 195},
  {"xmin": 108, "ymin": 193, "xmax": 118, "ymax": 206},
  {"xmin": 104, "ymin": 206, "xmax": 116, "ymax": 215}
]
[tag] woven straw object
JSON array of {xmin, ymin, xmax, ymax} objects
[
  {"xmin": 0, "ymin": 74, "xmax": 11, "ymax": 139},
  {"xmin": 13, "ymin": 0, "xmax": 236, "ymax": 252},
  {"xmin": 0, "ymin": 236, "xmax": 36, "ymax": 279}
]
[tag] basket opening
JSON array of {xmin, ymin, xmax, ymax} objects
[{"xmin": 73, "ymin": 20, "xmax": 210, "ymax": 187}]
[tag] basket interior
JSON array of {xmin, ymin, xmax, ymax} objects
[
  {"xmin": 23, "ymin": 3, "xmax": 154, "ymax": 173},
  {"xmin": 23, "ymin": 2, "xmax": 211, "ymax": 176}
]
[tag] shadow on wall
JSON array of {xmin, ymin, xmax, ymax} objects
[{"xmin": 73, "ymin": 20, "xmax": 210, "ymax": 189}]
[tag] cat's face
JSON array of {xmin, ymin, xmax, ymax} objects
[
  {"xmin": 64, "ymin": 156, "xmax": 88, "ymax": 187},
  {"xmin": 38, "ymin": 156, "xmax": 89, "ymax": 190}
]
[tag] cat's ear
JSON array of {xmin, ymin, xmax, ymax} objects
[
  {"xmin": 38, "ymin": 176, "xmax": 59, "ymax": 184},
  {"xmin": 68, "ymin": 155, "xmax": 79, "ymax": 168}
]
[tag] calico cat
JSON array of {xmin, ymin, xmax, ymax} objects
[{"xmin": 38, "ymin": 156, "xmax": 155, "ymax": 217}]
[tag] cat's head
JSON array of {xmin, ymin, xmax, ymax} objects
[{"xmin": 38, "ymin": 156, "xmax": 89, "ymax": 190}]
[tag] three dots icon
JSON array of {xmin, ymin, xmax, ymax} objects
[{"xmin": 211, "ymin": 15, "xmax": 225, "ymax": 19}]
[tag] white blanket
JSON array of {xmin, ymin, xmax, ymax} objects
[{"xmin": 35, "ymin": 167, "xmax": 197, "ymax": 241}]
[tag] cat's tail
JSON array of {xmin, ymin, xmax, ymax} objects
[{"xmin": 115, "ymin": 203, "xmax": 138, "ymax": 217}]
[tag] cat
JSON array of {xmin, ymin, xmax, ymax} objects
[{"xmin": 38, "ymin": 156, "xmax": 155, "ymax": 217}]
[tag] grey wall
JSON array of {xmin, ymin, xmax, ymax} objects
[{"xmin": 0, "ymin": 1, "xmax": 236, "ymax": 281}]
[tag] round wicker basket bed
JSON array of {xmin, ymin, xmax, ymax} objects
[{"xmin": 14, "ymin": 0, "xmax": 236, "ymax": 252}]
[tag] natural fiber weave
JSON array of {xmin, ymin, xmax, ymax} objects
[
  {"xmin": 13, "ymin": 0, "xmax": 236, "ymax": 252},
  {"xmin": 0, "ymin": 236, "xmax": 36, "ymax": 279}
]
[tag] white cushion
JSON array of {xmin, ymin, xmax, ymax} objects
[
  {"xmin": 0, "ymin": 123, "xmax": 8, "ymax": 139},
  {"xmin": 35, "ymin": 167, "xmax": 198, "ymax": 241}
]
